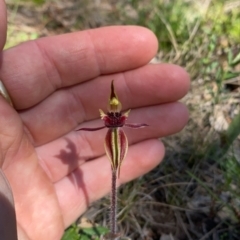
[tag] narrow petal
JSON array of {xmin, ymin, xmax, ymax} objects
[
  {"xmin": 76, "ymin": 126, "xmax": 106, "ymax": 131},
  {"xmin": 104, "ymin": 128, "xmax": 128, "ymax": 178},
  {"xmin": 99, "ymin": 109, "xmax": 107, "ymax": 119},
  {"xmin": 122, "ymin": 109, "xmax": 131, "ymax": 117},
  {"xmin": 124, "ymin": 123, "xmax": 149, "ymax": 128}
]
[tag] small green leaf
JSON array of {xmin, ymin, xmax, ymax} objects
[
  {"xmin": 62, "ymin": 225, "xmax": 109, "ymax": 240},
  {"xmin": 62, "ymin": 225, "xmax": 80, "ymax": 240},
  {"xmin": 227, "ymin": 50, "xmax": 233, "ymax": 65},
  {"xmin": 231, "ymin": 52, "xmax": 240, "ymax": 66},
  {"xmin": 223, "ymin": 71, "xmax": 240, "ymax": 80},
  {"xmin": 79, "ymin": 226, "xmax": 109, "ymax": 239}
]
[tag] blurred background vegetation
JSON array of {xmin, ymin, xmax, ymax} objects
[{"xmin": 5, "ymin": 0, "xmax": 240, "ymax": 239}]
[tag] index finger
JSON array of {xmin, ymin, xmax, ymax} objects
[{"xmin": 0, "ymin": 26, "xmax": 158, "ymax": 109}]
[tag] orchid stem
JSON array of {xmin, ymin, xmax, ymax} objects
[
  {"xmin": 110, "ymin": 169, "xmax": 117, "ymax": 239},
  {"xmin": 76, "ymin": 80, "xmax": 147, "ymax": 240}
]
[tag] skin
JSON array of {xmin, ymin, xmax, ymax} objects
[{"xmin": 0, "ymin": 0, "xmax": 190, "ymax": 239}]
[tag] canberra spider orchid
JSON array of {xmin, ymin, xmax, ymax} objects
[{"xmin": 77, "ymin": 80, "xmax": 148, "ymax": 239}]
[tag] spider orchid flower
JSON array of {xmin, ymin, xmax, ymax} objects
[{"xmin": 77, "ymin": 80, "xmax": 148, "ymax": 178}]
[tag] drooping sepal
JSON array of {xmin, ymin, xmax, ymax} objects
[
  {"xmin": 76, "ymin": 126, "xmax": 106, "ymax": 131},
  {"xmin": 104, "ymin": 128, "xmax": 128, "ymax": 178},
  {"xmin": 124, "ymin": 123, "xmax": 149, "ymax": 128}
]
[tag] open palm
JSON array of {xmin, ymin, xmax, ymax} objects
[{"xmin": 0, "ymin": 3, "xmax": 189, "ymax": 240}]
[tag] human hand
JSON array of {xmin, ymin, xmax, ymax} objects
[{"xmin": 0, "ymin": 1, "xmax": 190, "ymax": 239}]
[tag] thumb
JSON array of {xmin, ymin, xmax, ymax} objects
[
  {"xmin": 0, "ymin": 88, "xmax": 21, "ymax": 240},
  {"xmin": 0, "ymin": 97, "xmax": 23, "ymax": 168}
]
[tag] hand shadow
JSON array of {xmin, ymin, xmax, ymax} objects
[{"xmin": 54, "ymin": 137, "xmax": 93, "ymax": 208}]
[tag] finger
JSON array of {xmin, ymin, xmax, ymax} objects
[
  {"xmin": 36, "ymin": 102, "xmax": 188, "ymax": 182},
  {"xmin": 0, "ymin": 0, "xmax": 7, "ymax": 50},
  {"xmin": 0, "ymin": 26, "xmax": 158, "ymax": 109},
  {"xmin": 54, "ymin": 139, "xmax": 165, "ymax": 227},
  {"xmin": 21, "ymin": 64, "xmax": 190, "ymax": 145}
]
